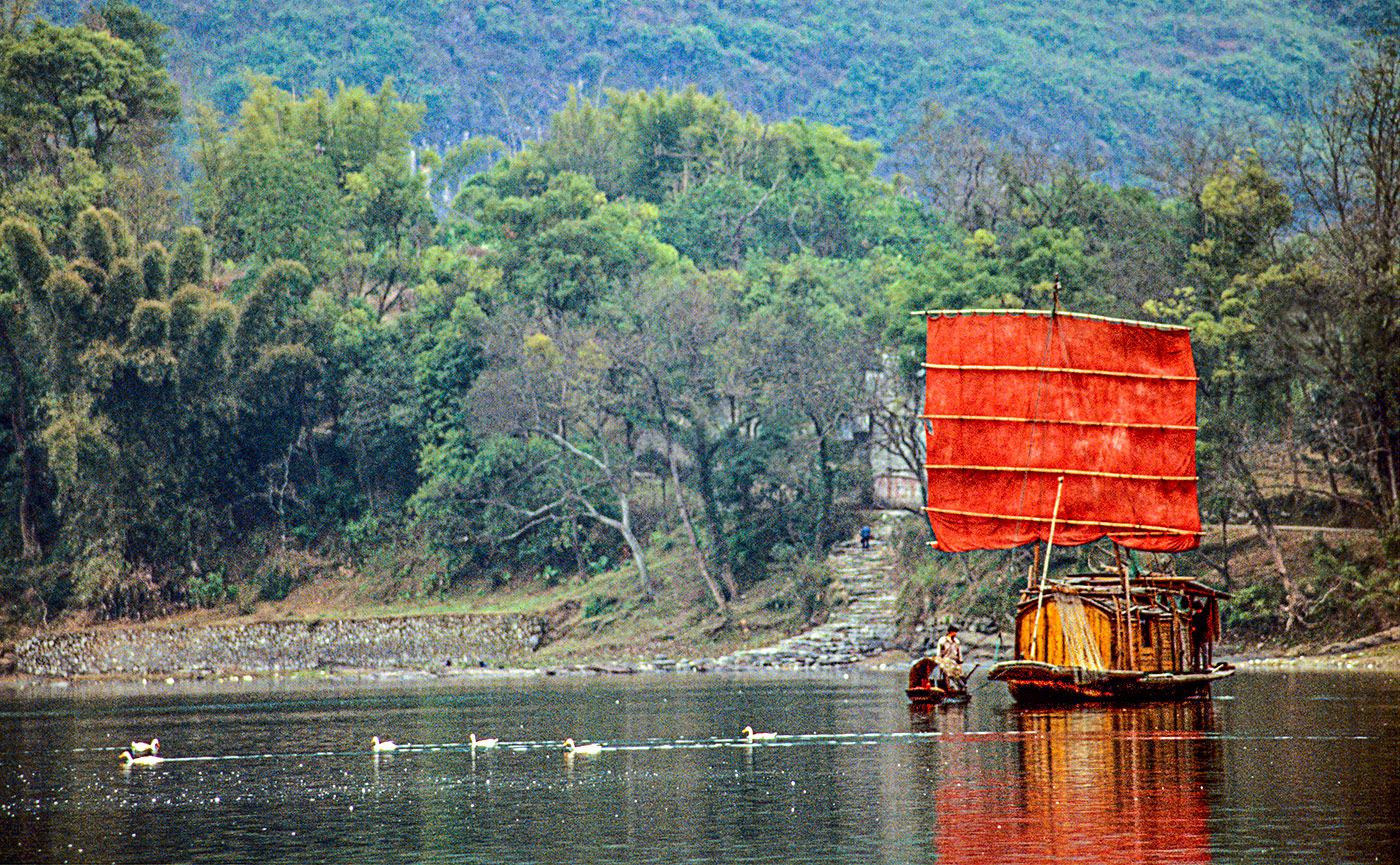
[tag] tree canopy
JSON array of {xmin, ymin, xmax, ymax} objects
[{"xmin": 0, "ymin": 2, "xmax": 1395, "ymax": 649}]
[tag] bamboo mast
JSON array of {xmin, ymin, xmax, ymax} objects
[{"xmin": 1028, "ymin": 475, "xmax": 1066, "ymax": 658}]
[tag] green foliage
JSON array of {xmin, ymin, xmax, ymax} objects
[
  {"xmin": 471, "ymin": 89, "xmax": 906, "ymax": 271},
  {"xmin": 1223, "ymin": 579, "xmax": 1283, "ymax": 635},
  {"xmin": 167, "ymin": 226, "xmax": 207, "ymax": 290},
  {"xmin": 0, "ymin": 18, "xmax": 180, "ymax": 166},
  {"xmin": 258, "ymin": 564, "xmax": 301, "ymax": 602},
  {"xmin": 96, "ymin": 1, "xmax": 170, "ymax": 66},
  {"xmin": 1362, "ymin": 531, "xmax": 1400, "ymax": 621},
  {"xmin": 1, "ymin": 218, "xmax": 50, "ymax": 291},
  {"xmin": 139, "ymin": 241, "xmax": 167, "ymax": 299},
  {"xmin": 187, "ymin": 568, "xmax": 234, "ymax": 606},
  {"xmin": 902, "ymin": 546, "xmax": 1027, "ymax": 626},
  {"xmin": 472, "ymin": 170, "xmax": 678, "ymax": 314},
  {"xmin": 76, "ymin": 208, "xmax": 113, "ymax": 270},
  {"xmin": 584, "ymin": 594, "xmax": 618, "ymax": 618},
  {"xmin": 194, "ymin": 77, "xmax": 436, "ymax": 314},
  {"xmin": 74, "ymin": 0, "xmax": 1356, "ymax": 182},
  {"xmin": 0, "ymin": 203, "xmax": 338, "ymax": 619}
]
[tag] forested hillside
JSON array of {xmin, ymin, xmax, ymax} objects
[
  {"xmin": 36, "ymin": 0, "xmax": 1366, "ymax": 177},
  {"xmin": 3, "ymin": 1, "xmax": 1400, "ymax": 651}
]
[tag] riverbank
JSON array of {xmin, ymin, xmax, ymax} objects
[
  {"xmin": 8, "ymin": 512, "xmax": 1400, "ymax": 684},
  {"xmin": 5, "ymin": 516, "xmax": 972, "ymax": 684},
  {"xmin": 1228, "ymin": 627, "xmax": 1400, "ymax": 673},
  {"xmin": 14, "ymin": 612, "xmax": 549, "ymax": 679}
]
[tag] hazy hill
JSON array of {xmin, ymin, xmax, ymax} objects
[{"xmin": 39, "ymin": 0, "xmax": 1365, "ymax": 178}]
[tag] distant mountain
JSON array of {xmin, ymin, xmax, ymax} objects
[{"xmin": 39, "ymin": 0, "xmax": 1362, "ymax": 178}]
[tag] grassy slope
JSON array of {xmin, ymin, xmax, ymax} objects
[{"xmin": 77, "ymin": 529, "xmax": 843, "ymax": 667}]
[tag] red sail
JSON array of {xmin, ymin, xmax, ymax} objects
[{"xmin": 923, "ymin": 310, "xmax": 1200, "ymax": 552}]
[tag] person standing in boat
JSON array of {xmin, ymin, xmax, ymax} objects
[
  {"xmin": 936, "ymin": 624, "xmax": 965, "ymax": 690},
  {"xmin": 1190, "ymin": 597, "xmax": 1213, "ymax": 671}
]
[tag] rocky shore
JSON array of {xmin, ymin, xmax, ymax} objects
[
  {"xmin": 6, "ymin": 524, "xmax": 1011, "ymax": 683},
  {"xmin": 27, "ymin": 517, "xmax": 1397, "ymax": 682},
  {"xmin": 15, "ymin": 613, "xmax": 550, "ymax": 679}
]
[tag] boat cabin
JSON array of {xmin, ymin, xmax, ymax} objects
[{"xmin": 1013, "ymin": 574, "xmax": 1227, "ymax": 675}]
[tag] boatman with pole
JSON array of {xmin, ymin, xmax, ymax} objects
[{"xmin": 937, "ymin": 624, "xmax": 965, "ymax": 691}]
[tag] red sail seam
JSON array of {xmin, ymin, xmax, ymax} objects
[
  {"xmin": 921, "ymin": 414, "xmax": 1198, "ymax": 431},
  {"xmin": 923, "ymin": 506, "xmax": 1203, "ymax": 535},
  {"xmin": 924, "ymin": 362, "xmax": 1197, "ymax": 382},
  {"xmin": 925, "ymin": 465, "xmax": 1197, "ymax": 482}
]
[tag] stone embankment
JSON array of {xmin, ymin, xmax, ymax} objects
[
  {"xmin": 13, "ymin": 516, "xmax": 1011, "ymax": 680},
  {"xmin": 16, "ymin": 614, "xmax": 547, "ymax": 679}
]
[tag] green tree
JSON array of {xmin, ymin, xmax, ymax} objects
[
  {"xmin": 194, "ymin": 77, "xmax": 437, "ymax": 312},
  {"xmin": 0, "ymin": 18, "xmax": 179, "ymax": 167},
  {"xmin": 2, "ymin": 209, "xmax": 237, "ymax": 615},
  {"xmin": 0, "ymin": 203, "xmax": 337, "ymax": 618},
  {"xmin": 472, "ymin": 170, "xmax": 678, "ymax": 315},
  {"xmin": 1146, "ymin": 150, "xmax": 1301, "ymax": 625},
  {"xmin": 1288, "ymin": 31, "xmax": 1400, "ymax": 531},
  {"xmin": 463, "ymin": 316, "xmax": 655, "ymax": 595},
  {"xmin": 740, "ymin": 256, "xmax": 882, "ymax": 552}
]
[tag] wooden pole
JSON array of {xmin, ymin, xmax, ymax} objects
[
  {"xmin": 1115, "ymin": 543, "xmax": 1136, "ymax": 670},
  {"xmin": 1028, "ymin": 476, "xmax": 1066, "ymax": 657}
]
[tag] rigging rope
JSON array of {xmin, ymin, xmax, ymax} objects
[{"xmin": 1054, "ymin": 591, "xmax": 1108, "ymax": 683}]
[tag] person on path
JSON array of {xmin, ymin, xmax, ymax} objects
[
  {"xmin": 936, "ymin": 624, "xmax": 965, "ymax": 691},
  {"xmin": 860, "ymin": 525, "xmax": 872, "ymax": 549}
]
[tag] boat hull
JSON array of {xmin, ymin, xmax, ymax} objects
[
  {"xmin": 906, "ymin": 686, "xmax": 969, "ymax": 706},
  {"xmin": 907, "ymin": 656, "xmax": 970, "ymax": 706},
  {"xmin": 989, "ymin": 660, "xmax": 1234, "ymax": 705}
]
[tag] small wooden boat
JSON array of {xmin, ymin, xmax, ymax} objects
[
  {"xmin": 906, "ymin": 657, "xmax": 969, "ymax": 706},
  {"xmin": 915, "ymin": 305, "xmax": 1234, "ymax": 705}
]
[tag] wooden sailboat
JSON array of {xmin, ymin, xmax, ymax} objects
[{"xmin": 916, "ymin": 307, "xmax": 1233, "ymax": 705}]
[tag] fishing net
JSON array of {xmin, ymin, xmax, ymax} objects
[{"xmin": 1055, "ymin": 592, "xmax": 1108, "ymax": 683}]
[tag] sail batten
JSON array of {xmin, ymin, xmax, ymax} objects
[
  {"xmin": 926, "ymin": 464, "xmax": 1197, "ymax": 482},
  {"xmin": 923, "ymin": 310, "xmax": 1201, "ymax": 553},
  {"xmin": 923, "ymin": 506, "xmax": 1203, "ymax": 536},
  {"xmin": 910, "ymin": 307, "xmax": 1192, "ymax": 331},
  {"xmin": 923, "ymin": 362, "xmax": 1198, "ymax": 383},
  {"xmin": 923, "ymin": 414, "xmax": 1198, "ymax": 432}
]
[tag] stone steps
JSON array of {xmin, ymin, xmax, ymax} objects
[{"xmin": 716, "ymin": 520, "xmax": 904, "ymax": 670}]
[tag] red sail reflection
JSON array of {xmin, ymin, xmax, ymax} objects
[{"xmin": 931, "ymin": 702, "xmax": 1216, "ymax": 864}]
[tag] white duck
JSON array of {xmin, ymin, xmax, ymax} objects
[
  {"xmin": 743, "ymin": 726, "xmax": 778, "ymax": 742},
  {"xmin": 120, "ymin": 750, "xmax": 165, "ymax": 767},
  {"xmin": 564, "ymin": 738, "xmax": 603, "ymax": 755},
  {"xmin": 371, "ymin": 736, "xmax": 401, "ymax": 752},
  {"xmin": 470, "ymin": 733, "xmax": 499, "ymax": 749},
  {"xmin": 129, "ymin": 737, "xmax": 159, "ymax": 756}
]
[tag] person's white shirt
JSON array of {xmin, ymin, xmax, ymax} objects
[{"xmin": 937, "ymin": 632, "xmax": 962, "ymax": 663}]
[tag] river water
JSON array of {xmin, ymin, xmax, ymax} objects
[{"xmin": 2, "ymin": 667, "xmax": 1398, "ymax": 864}]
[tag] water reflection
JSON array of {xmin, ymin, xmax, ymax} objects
[
  {"xmin": 906, "ymin": 700, "xmax": 1218, "ymax": 864},
  {"xmin": 1013, "ymin": 703, "xmax": 1215, "ymax": 864}
]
